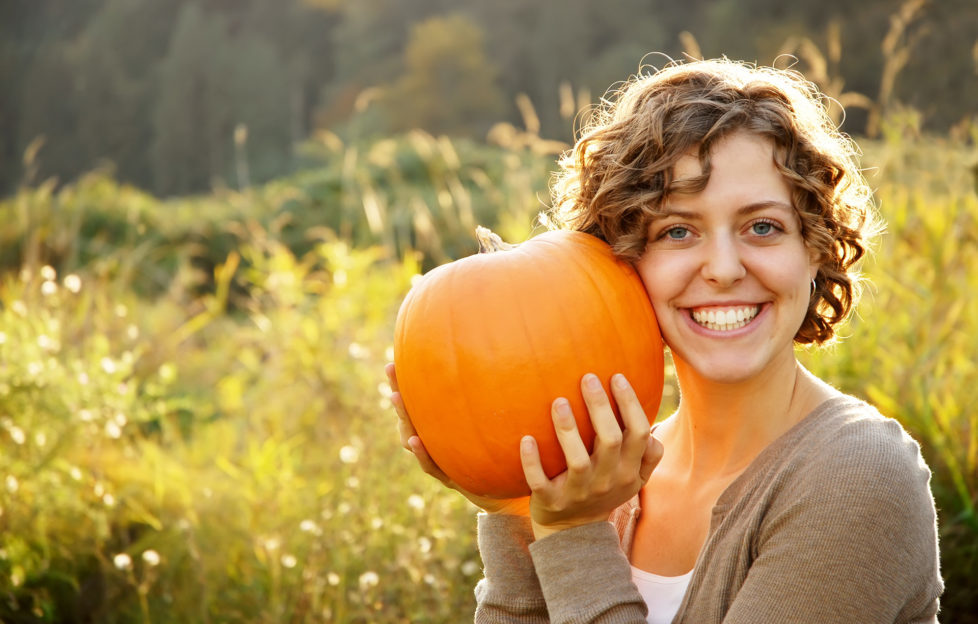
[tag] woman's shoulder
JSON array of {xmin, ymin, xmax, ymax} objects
[
  {"xmin": 715, "ymin": 397, "xmax": 943, "ymax": 624},
  {"xmin": 796, "ymin": 394, "xmax": 928, "ymax": 473},
  {"xmin": 762, "ymin": 394, "xmax": 935, "ymax": 518}
]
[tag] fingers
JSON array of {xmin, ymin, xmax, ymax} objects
[
  {"xmin": 386, "ymin": 362, "xmax": 431, "ymax": 466},
  {"xmin": 522, "ymin": 392, "xmax": 608, "ymax": 498},
  {"xmin": 610, "ymin": 373, "xmax": 655, "ymax": 465},
  {"xmin": 518, "ymin": 373, "xmax": 665, "ymax": 537},
  {"xmin": 391, "ymin": 392, "xmax": 417, "ymax": 450},
  {"xmin": 639, "ymin": 435, "xmax": 664, "ymax": 483},
  {"xmin": 387, "ymin": 362, "xmax": 454, "ymax": 486},
  {"xmin": 384, "ymin": 361, "xmax": 398, "ymax": 391},
  {"xmin": 520, "ymin": 435, "xmax": 549, "ymax": 491},
  {"xmin": 385, "ymin": 364, "xmax": 415, "ymax": 449},
  {"xmin": 548, "ymin": 373, "xmax": 652, "ymax": 480},
  {"xmin": 388, "ymin": 363, "xmax": 504, "ymax": 504},
  {"xmin": 551, "ymin": 398, "xmax": 592, "ymax": 483},
  {"xmin": 407, "ymin": 435, "xmax": 451, "ymax": 487},
  {"xmin": 530, "ymin": 373, "xmax": 656, "ymax": 491},
  {"xmin": 581, "ymin": 374, "xmax": 623, "ymax": 462}
]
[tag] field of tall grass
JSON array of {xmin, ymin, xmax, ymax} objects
[{"xmin": 0, "ymin": 122, "xmax": 975, "ymax": 622}]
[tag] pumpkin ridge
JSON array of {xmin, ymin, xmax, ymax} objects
[
  {"xmin": 516, "ymin": 239, "xmax": 574, "ymax": 482},
  {"xmin": 548, "ymin": 235, "xmax": 602, "ymax": 452},
  {"xmin": 445, "ymin": 263, "xmax": 494, "ymax": 492},
  {"xmin": 394, "ymin": 282, "xmax": 425, "ymax": 425},
  {"xmin": 617, "ymin": 266, "xmax": 663, "ymax": 415},
  {"xmin": 564, "ymin": 235, "xmax": 635, "ymax": 396},
  {"xmin": 469, "ymin": 259, "xmax": 513, "ymax": 494}
]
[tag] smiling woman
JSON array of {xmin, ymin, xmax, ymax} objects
[
  {"xmin": 636, "ymin": 131, "xmax": 815, "ymax": 387},
  {"xmin": 387, "ymin": 58, "xmax": 942, "ymax": 624}
]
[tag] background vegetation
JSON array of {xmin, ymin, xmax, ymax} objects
[
  {"xmin": 2, "ymin": 0, "xmax": 978, "ymax": 198},
  {"xmin": 1, "ymin": 0, "xmax": 976, "ymax": 622}
]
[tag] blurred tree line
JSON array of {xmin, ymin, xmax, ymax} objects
[{"xmin": 1, "ymin": 0, "xmax": 976, "ymax": 198}]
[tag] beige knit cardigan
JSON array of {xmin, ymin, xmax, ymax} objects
[{"xmin": 474, "ymin": 395, "xmax": 943, "ymax": 623}]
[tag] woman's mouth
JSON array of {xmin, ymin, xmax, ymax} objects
[{"xmin": 689, "ymin": 305, "xmax": 761, "ymax": 332}]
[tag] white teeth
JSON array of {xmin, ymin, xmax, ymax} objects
[{"xmin": 690, "ymin": 306, "xmax": 760, "ymax": 331}]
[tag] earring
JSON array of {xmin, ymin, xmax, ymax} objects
[{"xmin": 810, "ymin": 279, "xmax": 817, "ymax": 297}]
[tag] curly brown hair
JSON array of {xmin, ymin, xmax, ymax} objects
[{"xmin": 549, "ymin": 58, "xmax": 881, "ymax": 344}]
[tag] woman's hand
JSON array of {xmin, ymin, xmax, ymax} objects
[
  {"xmin": 385, "ymin": 363, "xmax": 530, "ymax": 516},
  {"xmin": 521, "ymin": 373, "xmax": 663, "ymax": 540}
]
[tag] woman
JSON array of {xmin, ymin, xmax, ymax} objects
[{"xmin": 386, "ymin": 58, "xmax": 942, "ymax": 623}]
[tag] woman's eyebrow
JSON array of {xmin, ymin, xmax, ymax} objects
[
  {"xmin": 656, "ymin": 200, "xmax": 794, "ymax": 220},
  {"xmin": 736, "ymin": 200, "xmax": 795, "ymax": 216},
  {"xmin": 656, "ymin": 208, "xmax": 700, "ymax": 220}
]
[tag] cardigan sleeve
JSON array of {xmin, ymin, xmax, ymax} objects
[
  {"xmin": 474, "ymin": 513, "xmax": 648, "ymax": 624},
  {"xmin": 474, "ymin": 513, "xmax": 549, "ymax": 623},
  {"xmin": 717, "ymin": 416, "xmax": 943, "ymax": 624},
  {"xmin": 529, "ymin": 522, "xmax": 648, "ymax": 624}
]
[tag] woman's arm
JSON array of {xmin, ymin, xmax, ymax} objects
[
  {"xmin": 529, "ymin": 521, "xmax": 649, "ymax": 623},
  {"xmin": 474, "ymin": 513, "xmax": 550, "ymax": 623},
  {"xmin": 506, "ymin": 373, "xmax": 661, "ymax": 623},
  {"xmin": 476, "ymin": 512, "xmax": 650, "ymax": 624}
]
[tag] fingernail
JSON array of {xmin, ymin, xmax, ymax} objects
[
  {"xmin": 584, "ymin": 374, "xmax": 601, "ymax": 390},
  {"xmin": 613, "ymin": 373, "xmax": 628, "ymax": 390},
  {"xmin": 554, "ymin": 398, "xmax": 571, "ymax": 416},
  {"xmin": 521, "ymin": 436, "xmax": 535, "ymax": 452}
]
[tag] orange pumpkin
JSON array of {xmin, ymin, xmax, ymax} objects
[{"xmin": 393, "ymin": 228, "xmax": 664, "ymax": 498}]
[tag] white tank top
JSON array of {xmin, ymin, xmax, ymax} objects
[{"xmin": 630, "ymin": 565, "xmax": 694, "ymax": 624}]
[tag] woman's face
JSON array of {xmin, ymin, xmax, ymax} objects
[{"xmin": 634, "ymin": 131, "xmax": 817, "ymax": 385}]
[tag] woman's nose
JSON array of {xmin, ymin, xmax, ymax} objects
[{"xmin": 700, "ymin": 235, "xmax": 746, "ymax": 287}]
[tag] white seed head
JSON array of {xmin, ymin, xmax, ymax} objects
[
  {"xmin": 407, "ymin": 494, "xmax": 425, "ymax": 511},
  {"xmin": 9, "ymin": 427, "xmax": 25, "ymax": 445},
  {"xmin": 338, "ymin": 445, "xmax": 360, "ymax": 464},
  {"xmin": 105, "ymin": 421, "xmax": 122, "ymax": 439},
  {"xmin": 64, "ymin": 274, "xmax": 82, "ymax": 293},
  {"xmin": 358, "ymin": 571, "xmax": 379, "ymax": 590},
  {"xmin": 142, "ymin": 550, "xmax": 161, "ymax": 566}
]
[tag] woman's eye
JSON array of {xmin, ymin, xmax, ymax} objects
[
  {"xmin": 665, "ymin": 226, "xmax": 689, "ymax": 240},
  {"xmin": 751, "ymin": 221, "xmax": 776, "ymax": 236}
]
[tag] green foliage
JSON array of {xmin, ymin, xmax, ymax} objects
[
  {"xmin": 0, "ymin": 127, "xmax": 975, "ymax": 622},
  {"xmin": 384, "ymin": 15, "xmax": 505, "ymax": 136}
]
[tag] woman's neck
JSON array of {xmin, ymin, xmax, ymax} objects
[{"xmin": 664, "ymin": 355, "xmax": 829, "ymax": 481}]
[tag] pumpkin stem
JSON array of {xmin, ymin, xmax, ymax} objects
[{"xmin": 476, "ymin": 226, "xmax": 515, "ymax": 253}]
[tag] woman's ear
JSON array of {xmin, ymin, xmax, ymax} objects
[{"xmin": 806, "ymin": 242, "xmax": 821, "ymax": 276}]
